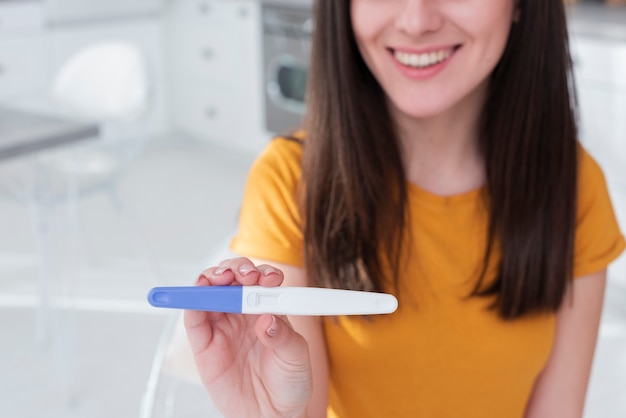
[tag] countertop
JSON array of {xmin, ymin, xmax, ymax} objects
[{"xmin": 0, "ymin": 107, "xmax": 99, "ymax": 161}]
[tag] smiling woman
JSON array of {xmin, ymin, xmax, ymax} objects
[{"xmin": 182, "ymin": 1, "xmax": 626, "ymax": 417}]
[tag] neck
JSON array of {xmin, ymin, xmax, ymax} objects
[{"xmin": 391, "ymin": 84, "xmax": 487, "ymax": 196}]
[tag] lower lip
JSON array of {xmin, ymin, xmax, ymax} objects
[{"xmin": 390, "ymin": 48, "xmax": 457, "ymax": 80}]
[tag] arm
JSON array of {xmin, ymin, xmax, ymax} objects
[
  {"xmin": 251, "ymin": 258, "xmax": 330, "ymax": 418},
  {"xmin": 524, "ymin": 270, "xmax": 607, "ymax": 418}
]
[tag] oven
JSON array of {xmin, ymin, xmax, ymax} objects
[{"xmin": 261, "ymin": 0, "xmax": 313, "ymax": 134}]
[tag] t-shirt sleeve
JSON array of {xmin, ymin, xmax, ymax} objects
[
  {"xmin": 573, "ymin": 149, "xmax": 626, "ymax": 278},
  {"xmin": 229, "ymin": 138, "xmax": 305, "ymax": 267}
]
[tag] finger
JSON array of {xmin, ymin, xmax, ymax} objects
[
  {"xmin": 183, "ymin": 308, "xmax": 213, "ymax": 355},
  {"xmin": 256, "ymin": 264, "xmax": 284, "ymax": 287},
  {"xmin": 224, "ymin": 257, "xmax": 261, "ymax": 285},
  {"xmin": 198, "ymin": 265, "xmax": 236, "ymax": 286},
  {"xmin": 184, "ymin": 276, "xmax": 213, "ymax": 327}
]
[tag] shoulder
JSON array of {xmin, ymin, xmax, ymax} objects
[
  {"xmin": 250, "ymin": 134, "xmax": 304, "ymax": 181},
  {"xmin": 577, "ymin": 146, "xmax": 604, "ymax": 188},
  {"xmin": 243, "ymin": 134, "xmax": 305, "ymax": 206}
]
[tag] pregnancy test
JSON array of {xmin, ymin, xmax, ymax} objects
[{"xmin": 147, "ymin": 286, "xmax": 398, "ymax": 316}]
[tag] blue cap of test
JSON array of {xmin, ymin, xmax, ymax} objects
[{"xmin": 147, "ymin": 286, "xmax": 243, "ymax": 313}]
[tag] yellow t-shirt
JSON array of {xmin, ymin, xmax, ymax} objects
[{"xmin": 230, "ymin": 137, "xmax": 625, "ymax": 417}]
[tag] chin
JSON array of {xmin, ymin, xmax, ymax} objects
[{"xmin": 395, "ymin": 101, "xmax": 452, "ymax": 120}]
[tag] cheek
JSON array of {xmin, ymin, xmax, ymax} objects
[
  {"xmin": 350, "ymin": 1, "xmax": 395, "ymax": 46},
  {"xmin": 459, "ymin": 7, "xmax": 514, "ymax": 69},
  {"xmin": 350, "ymin": 3, "xmax": 375, "ymax": 47},
  {"xmin": 482, "ymin": 23, "xmax": 513, "ymax": 70},
  {"xmin": 450, "ymin": 0, "xmax": 514, "ymax": 42}
]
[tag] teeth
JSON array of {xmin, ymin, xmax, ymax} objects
[{"xmin": 394, "ymin": 49, "xmax": 452, "ymax": 68}]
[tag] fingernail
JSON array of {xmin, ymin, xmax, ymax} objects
[
  {"xmin": 263, "ymin": 267, "xmax": 279, "ymax": 276},
  {"xmin": 239, "ymin": 263, "xmax": 255, "ymax": 276},
  {"xmin": 214, "ymin": 267, "xmax": 229, "ymax": 275},
  {"xmin": 266, "ymin": 315, "xmax": 278, "ymax": 337}
]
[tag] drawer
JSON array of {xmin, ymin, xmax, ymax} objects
[
  {"xmin": 172, "ymin": 83, "xmax": 244, "ymax": 141},
  {"xmin": 0, "ymin": 35, "xmax": 47, "ymax": 98},
  {"xmin": 170, "ymin": 24, "xmax": 241, "ymax": 85},
  {"xmin": 168, "ymin": 0, "xmax": 255, "ymax": 27},
  {"xmin": 172, "ymin": 82, "xmax": 266, "ymax": 153},
  {"xmin": 168, "ymin": 17, "xmax": 259, "ymax": 86}
]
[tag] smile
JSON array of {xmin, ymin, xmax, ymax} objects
[{"xmin": 392, "ymin": 47, "xmax": 456, "ymax": 69}]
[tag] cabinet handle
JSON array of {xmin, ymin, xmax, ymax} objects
[
  {"xmin": 202, "ymin": 48, "xmax": 214, "ymax": 60},
  {"xmin": 198, "ymin": 2, "xmax": 211, "ymax": 15},
  {"xmin": 205, "ymin": 106, "xmax": 218, "ymax": 119}
]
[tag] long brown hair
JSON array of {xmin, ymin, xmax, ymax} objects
[{"xmin": 301, "ymin": 0, "xmax": 578, "ymax": 319}]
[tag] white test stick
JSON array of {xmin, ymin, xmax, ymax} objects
[{"xmin": 147, "ymin": 286, "xmax": 398, "ymax": 316}]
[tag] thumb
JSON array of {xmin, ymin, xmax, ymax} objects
[
  {"xmin": 255, "ymin": 315, "xmax": 312, "ymax": 414},
  {"xmin": 255, "ymin": 314, "xmax": 310, "ymax": 364}
]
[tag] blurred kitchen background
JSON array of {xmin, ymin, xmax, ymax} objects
[{"xmin": 0, "ymin": 0, "xmax": 624, "ymax": 417}]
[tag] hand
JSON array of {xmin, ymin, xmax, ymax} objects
[{"xmin": 184, "ymin": 257, "xmax": 312, "ymax": 418}]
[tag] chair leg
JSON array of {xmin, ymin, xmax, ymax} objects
[
  {"xmin": 28, "ymin": 193, "xmax": 79, "ymax": 407},
  {"xmin": 28, "ymin": 196, "xmax": 54, "ymax": 348},
  {"xmin": 106, "ymin": 185, "xmax": 164, "ymax": 281},
  {"xmin": 58, "ymin": 170, "xmax": 80, "ymax": 405}
]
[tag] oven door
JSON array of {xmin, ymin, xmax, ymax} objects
[{"xmin": 262, "ymin": 4, "xmax": 312, "ymax": 134}]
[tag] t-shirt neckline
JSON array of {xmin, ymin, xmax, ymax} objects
[{"xmin": 407, "ymin": 181, "xmax": 487, "ymax": 205}]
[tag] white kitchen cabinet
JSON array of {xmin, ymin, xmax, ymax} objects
[
  {"xmin": 0, "ymin": 1, "xmax": 45, "ymax": 34},
  {"xmin": 571, "ymin": 35, "xmax": 626, "ymax": 186},
  {"xmin": 0, "ymin": 1, "xmax": 47, "ymax": 99},
  {"xmin": 166, "ymin": 0, "xmax": 267, "ymax": 155},
  {"xmin": 0, "ymin": 34, "xmax": 48, "ymax": 98}
]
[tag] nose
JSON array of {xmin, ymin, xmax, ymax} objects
[{"xmin": 395, "ymin": 0, "xmax": 444, "ymax": 36}]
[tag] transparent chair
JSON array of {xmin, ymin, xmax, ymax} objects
[
  {"xmin": 2, "ymin": 39, "xmax": 158, "ymax": 330},
  {"xmin": 11, "ymin": 40, "xmax": 154, "ymax": 197},
  {"xmin": 140, "ymin": 237, "xmax": 236, "ymax": 418},
  {"xmin": 0, "ymin": 40, "xmax": 157, "ymax": 402}
]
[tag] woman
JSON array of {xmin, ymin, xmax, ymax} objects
[{"xmin": 184, "ymin": 0, "xmax": 625, "ymax": 417}]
